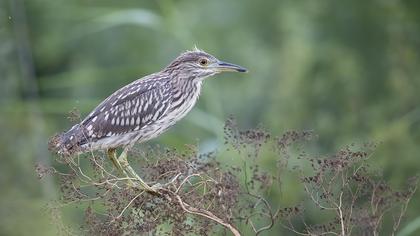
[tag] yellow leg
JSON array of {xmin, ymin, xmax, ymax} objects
[
  {"xmin": 107, "ymin": 148, "xmax": 135, "ymax": 186},
  {"xmin": 118, "ymin": 148, "xmax": 159, "ymax": 193},
  {"xmin": 107, "ymin": 148, "xmax": 122, "ymax": 171}
]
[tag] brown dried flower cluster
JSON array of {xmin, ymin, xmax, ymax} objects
[{"xmin": 40, "ymin": 117, "xmax": 418, "ymax": 235}]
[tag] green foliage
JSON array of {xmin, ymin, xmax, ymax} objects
[{"xmin": 1, "ymin": 0, "xmax": 420, "ymax": 235}]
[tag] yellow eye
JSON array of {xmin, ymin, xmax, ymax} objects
[{"xmin": 199, "ymin": 58, "xmax": 208, "ymax": 66}]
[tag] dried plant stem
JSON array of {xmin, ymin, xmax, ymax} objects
[
  {"xmin": 161, "ymin": 189, "xmax": 241, "ymax": 236},
  {"xmin": 45, "ymin": 119, "xmax": 418, "ymax": 235}
]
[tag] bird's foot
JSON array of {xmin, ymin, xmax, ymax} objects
[
  {"xmin": 123, "ymin": 179, "xmax": 160, "ymax": 194},
  {"xmin": 116, "ymin": 148, "xmax": 162, "ymax": 194},
  {"xmin": 137, "ymin": 182, "xmax": 161, "ymax": 195},
  {"xmin": 151, "ymin": 183, "xmax": 163, "ymax": 190}
]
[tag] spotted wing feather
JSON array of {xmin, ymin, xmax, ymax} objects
[{"xmin": 60, "ymin": 75, "xmax": 172, "ymax": 151}]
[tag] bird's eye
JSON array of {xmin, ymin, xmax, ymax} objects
[{"xmin": 199, "ymin": 58, "xmax": 208, "ymax": 66}]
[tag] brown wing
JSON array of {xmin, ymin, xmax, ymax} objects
[{"xmin": 77, "ymin": 75, "xmax": 172, "ymax": 145}]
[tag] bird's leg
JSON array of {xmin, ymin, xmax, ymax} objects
[
  {"xmin": 107, "ymin": 148, "xmax": 136, "ymax": 186},
  {"xmin": 107, "ymin": 148, "xmax": 123, "ymax": 171},
  {"xmin": 118, "ymin": 147, "xmax": 159, "ymax": 193}
]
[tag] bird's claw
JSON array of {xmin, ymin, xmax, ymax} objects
[
  {"xmin": 151, "ymin": 183, "xmax": 163, "ymax": 189},
  {"xmin": 141, "ymin": 183, "xmax": 161, "ymax": 195}
]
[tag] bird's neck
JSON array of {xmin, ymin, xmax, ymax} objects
[
  {"xmin": 167, "ymin": 76, "xmax": 203, "ymax": 121},
  {"xmin": 171, "ymin": 75, "xmax": 203, "ymax": 96}
]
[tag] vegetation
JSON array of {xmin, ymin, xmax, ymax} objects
[
  {"xmin": 39, "ymin": 117, "xmax": 417, "ymax": 235},
  {"xmin": 2, "ymin": 0, "xmax": 420, "ymax": 235}
]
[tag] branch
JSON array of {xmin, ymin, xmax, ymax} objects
[{"xmin": 161, "ymin": 189, "xmax": 241, "ymax": 236}]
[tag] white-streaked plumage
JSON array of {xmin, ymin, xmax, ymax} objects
[{"xmin": 54, "ymin": 48, "xmax": 246, "ymax": 155}]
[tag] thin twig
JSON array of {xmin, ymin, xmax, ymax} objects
[{"xmin": 161, "ymin": 189, "xmax": 241, "ymax": 236}]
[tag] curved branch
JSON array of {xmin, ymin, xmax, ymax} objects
[{"xmin": 161, "ymin": 189, "xmax": 241, "ymax": 236}]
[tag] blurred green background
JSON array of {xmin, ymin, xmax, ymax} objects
[{"xmin": 1, "ymin": 0, "xmax": 420, "ymax": 235}]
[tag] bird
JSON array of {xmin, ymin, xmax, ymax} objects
[{"xmin": 51, "ymin": 48, "xmax": 247, "ymax": 192}]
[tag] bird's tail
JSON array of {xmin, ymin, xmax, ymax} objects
[{"xmin": 48, "ymin": 124, "xmax": 86, "ymax": 155}]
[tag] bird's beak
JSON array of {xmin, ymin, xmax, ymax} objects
[{"xmin": 213, "ymin": 61, "xmax": 248, "ymax": 73}]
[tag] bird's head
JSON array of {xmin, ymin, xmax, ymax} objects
[{"xmin": 164, "ymin": 48, "xmax": 247, "ymax": 80}]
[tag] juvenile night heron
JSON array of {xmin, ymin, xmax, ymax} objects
[{"xmin": 53, "ymin": 48, "xmax": 247, "ymax": 192}]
